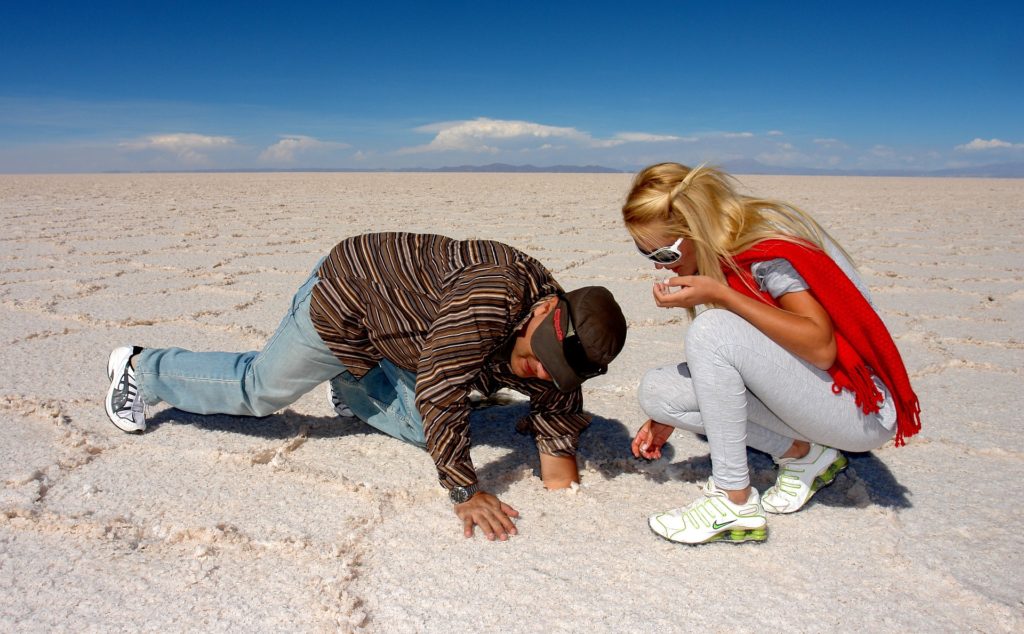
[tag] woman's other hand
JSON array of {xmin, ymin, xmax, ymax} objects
[{"xmin": 631, "ymin": 419, "xmax": 674, "ymax": 460}]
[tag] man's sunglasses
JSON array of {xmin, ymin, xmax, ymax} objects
[{"xmin": 636, "ymin": 237, "xmax": 684, "ymax": 265}]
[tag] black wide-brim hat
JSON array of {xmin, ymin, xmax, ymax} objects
[{"xmin": 531, "ymin": 286, "xmax": 627, "ymax": 392}]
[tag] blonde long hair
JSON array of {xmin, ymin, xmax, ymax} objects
[{"xmin": 622, "ymin": 162, "xmax": 851, "ymax": 313}]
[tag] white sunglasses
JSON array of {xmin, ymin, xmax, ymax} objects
[{"xmin": 636, "ymin": 237, "xmax": 684, "ymax": 265}]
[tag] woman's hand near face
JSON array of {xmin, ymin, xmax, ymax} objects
[{"xmin": 652, "ymin": 275, "xmax": 726, "ymax": 309}]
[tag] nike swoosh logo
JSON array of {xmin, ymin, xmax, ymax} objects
[{"xmin": 712, "ymin": 519, "xmax": 736, "ymax": 529}]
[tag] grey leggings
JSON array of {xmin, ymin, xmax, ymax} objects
[{"xmin": 639, "ymin": 309, "xmax": 893, "ymax": 490}]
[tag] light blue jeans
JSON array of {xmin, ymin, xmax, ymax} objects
[{"xmin": 135, "ymin": 266, "xmax": 427, "ymax": 447}]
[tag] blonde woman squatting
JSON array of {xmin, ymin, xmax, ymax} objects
[{"xmin": 622, "ymin": 163, "xmax": 921, "ymax": 545}]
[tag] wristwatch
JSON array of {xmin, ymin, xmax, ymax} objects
[{"xmin": 448, "ymin": 483, "xmax": 481, "ymax": 504}]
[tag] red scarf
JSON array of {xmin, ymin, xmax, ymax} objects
[{"xmin": 723, "ymin": 239, "xmax": 921, "ymax": 446}]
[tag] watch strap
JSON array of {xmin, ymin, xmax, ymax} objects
[{"xmin": 449, "ymin": 482, "xmax": 481, "ymax": 504}]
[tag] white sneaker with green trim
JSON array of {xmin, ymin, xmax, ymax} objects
[
  {"xmin": 762, "ymin": 443, "xmax": 848, "ymax": 514},
  {"xmin": 648, "ymin": 479, "xmax": 768, "ymax": 545}
]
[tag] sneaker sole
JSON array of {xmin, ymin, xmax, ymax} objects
[
  {"xmin": 810, "ymin": 453, "xmax": 849, "ymax": 495},
  {"xmin": 765, "ymin": 453, "xmax": 849, "ymax": 514},
  {"xmin": 649, "ymin": 523, "xmax": 768, "ymax": 545},
  {"xmin": 104, "ymin": 348, "xmax": 144, "ymax": 434}
]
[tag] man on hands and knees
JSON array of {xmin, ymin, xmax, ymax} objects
[{"xmin": 104, "ymin": 232, "xmax": 627, "ymax": 540}]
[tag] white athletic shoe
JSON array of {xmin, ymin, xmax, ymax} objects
[
  {"xmin": 327, "ymin": 382, "xmax": 354, "ymax": 418},
  {"xmin": 104, "ymin": 346, "xmax": 146, "ymax": 433},
  {"xmin": 648, "ymin": 479, "xmax": 768, "ymax": 545},
  {"xmin": 762, "ymin": 443, "xmax": 848, "ymax": 514}
]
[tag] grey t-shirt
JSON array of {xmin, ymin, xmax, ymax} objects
[
  {"xmin": 749, "ymin": 242, "xmax": 897, "ymax": 429},
  {"xmin": 750, "ymin": 240, "xmax": 874, "ymax": 305}
]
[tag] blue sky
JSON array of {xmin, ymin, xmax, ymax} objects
[{"xmin": 1, "ymin": 1, "xmax": 1021, "ymax": 173}]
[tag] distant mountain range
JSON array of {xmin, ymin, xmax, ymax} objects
[
  {"xmin": 133, "ymin": 163, "xmax": 628, "ymax": 174},
  {"xmin": 721, "ymin": 159, "xmax": 1024, "ymax": 178},
  {"xmin": 110, "ymin": 160, "xmax": 1024, "ymax": 177},
  {"xmin": 395, "ymin": 162, "xmax": 626, "ymax": 173}
]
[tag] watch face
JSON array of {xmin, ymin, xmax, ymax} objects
[{"xmin": 450, "ymin": 486, "xmax": 470, "ymax": 504}]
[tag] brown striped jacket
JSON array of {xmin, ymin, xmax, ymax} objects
[{"xmin": 309, "ymin": 233, "xmax": 588, "ymax": 489}]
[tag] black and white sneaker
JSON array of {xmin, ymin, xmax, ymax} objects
[
  {"xmin": 105, "ymin": 346, "xmax": 146, "ymax": 433},
  {"xmin": 328, "ymin": 382, "xmax": 354, "ymax": 418}
]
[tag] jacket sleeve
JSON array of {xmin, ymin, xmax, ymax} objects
[
  {"xmin": 414, "ymin": 265, "xmax": 522, "ymax": 489},
  {"xmin": 518, "ymin": 384, "xmax": 588, "ymax": 456}
]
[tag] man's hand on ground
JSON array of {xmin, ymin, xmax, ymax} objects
[{"xmin": 454, "ymin": 492, "xmax": 519, "ymax": 541}]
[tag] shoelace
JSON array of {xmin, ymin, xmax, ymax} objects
[
  {"xmin": 114, "ymin": 368, "xmax": 137, "ymax": 416},
  {"xmin": 773, "ymin": 463, "xmax": 806, "ymax": 497},
  {"xmin": 667, "ymin": 493, "xmax": 732, "ymax": 528},
  {"xmin": 131, "ymin": 388, "xmax": 147, "ymax": 421}
]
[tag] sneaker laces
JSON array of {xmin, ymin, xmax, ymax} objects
[
  {"xmin": 772, "ymin": 459, "xmax": 806, "ymax": 498},
  {"xmin": 113, "ymin": 366, "xmax": 138, "ymax": 415},
  {"xmin": 114, "ymin": 364, "xmax": 147, "ymax": 427},
  {"xmin": 130, "ymin": 377, "xmax": 147, "ymax": 421},
  {"xmin": 667, "ymin": 481, "xmax": 737, "ymax": 527}
]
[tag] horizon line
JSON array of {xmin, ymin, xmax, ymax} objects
[{"xmin": 2, "ymin": 160, "xmax": 1023, "ymax": 178}]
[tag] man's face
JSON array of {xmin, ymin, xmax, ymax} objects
[{"xmin": 508, "ymin": 297, "xmax": 558, "ymax": 383}]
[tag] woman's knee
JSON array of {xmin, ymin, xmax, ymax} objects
[{"xmin": 638, "ymin": 364, "xmax": 698, "ymax": 424}]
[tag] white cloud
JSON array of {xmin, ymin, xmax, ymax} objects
[
  {"xmin": 722, "ymin": 131, "xmax": 754, "ymax": 138},
  {"xmin": 766, "ymin": 130, "xmax": 784, "ymax": 136},
  {"xmin": 613, "ymin": 132, "xmax": 682, "ymax": 143},
  {"xmin": 401, "ymin": 118, "xmax": 588, "ymax": 154},
  {"xmin": 259, "ymin": 135, "xmax": 350, "ymax": 163},
  {"xmin": 521, "ymin": 143, "xmax": 566, "ymax": 152},
  {"xmin": 592, "ymin": 131, "xmax": 692, "ymax": 148},
  {"xmin": 860, "ymin": 144, "xmax": 921, "ymax": 166},
  {"xmin": 756, "ymin": 142, "xmax": 812, "ymax": 167},
  {"xmin": 399, "ymin": 117, "xmax": 686, "ymax": 154},
  {"xmin": 119, "ymin": 132, "xmax": 236, "ymax": 165},
  {"xmin": 813, "ymin": 137, "xmax": 848, "ymax": 149},
  {"xmin": 955, "ymin": 137, "xmax": 1022, "ymax": 151}
]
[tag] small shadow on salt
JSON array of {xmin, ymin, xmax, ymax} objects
[
  {"xmin": 468, "ymin": 404, "xmax": 689, "ymax": 492},
  {"xmin": 146, "ymin": 407, "xmax": 375, "ymax": 441},
  {"xmin": 746, "ymin": 448, "xmax": 911, "ymax": 510},
  {"xmin": 836, "ymin": 452, "xmax": 912, "ymax": 509}
]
